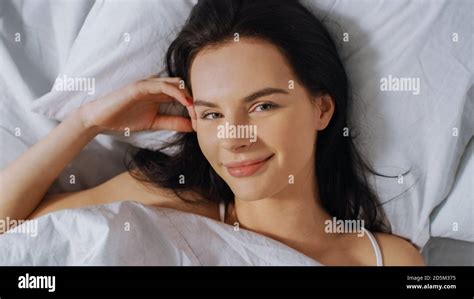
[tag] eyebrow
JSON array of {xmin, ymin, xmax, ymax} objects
[{"xmin": 193, "ymin": 87, "xmax": 289, "ymax": 108}]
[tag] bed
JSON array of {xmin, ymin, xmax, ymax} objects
[{"xmin": 0, "ymin": 0, "xmax": 472, "ymax": 265}]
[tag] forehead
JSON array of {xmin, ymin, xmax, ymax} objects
[{"xmin": 189, "ymin": 38, "xmax": 294, "ymax": 101}]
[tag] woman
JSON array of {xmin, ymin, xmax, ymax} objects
[{"xmin": 0, "ymin": 0, "xmax": 424, "ymax": 266}]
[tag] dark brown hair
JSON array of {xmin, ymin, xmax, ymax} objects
[{"xmin": 126, "ymin": 0, "xmax": 391, "ymax": 232}]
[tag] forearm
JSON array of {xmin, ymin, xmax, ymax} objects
[{"xmin": 0, "ymin": 108, "xmax": 102, "ymax": 221}]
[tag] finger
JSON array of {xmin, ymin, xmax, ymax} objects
[
  {"xmin": 144, "ymin": 92, "xmax": 176, "ymax": 103},
  {"xmin": 144, "ymin": 74, "xmax": 160, "ymax": 80},
  {"xmin": 155, "ymin": 80, "xmax": 195, "ymax": 118},
  {"xmin": 137, "ymin": 87, "xmax": 195, "ymax": 122},
  {"xmin": 150, "ymin": 115, "xmax": 194, "ymax": 132},
  {"xmin": 147, "ymin": 77, "xmax": 183, "ymax": 84},
  {"xmin": 136, "ymin": 81, "xmax": 191, "ymax": 107},
  {"xmin": 148, "ymin": 77, "xmax": 193, "ymax": 100},
  {"xmin": 159, "ymin": 81, "xmax": 193, "ymax": 107},
  {"xmin": 186, "ymin": 103, "xmax": 197, "ymax": 119},
  {"xmin": 164, "ymin": 102, "xmax": 195, "ymax": 125}
]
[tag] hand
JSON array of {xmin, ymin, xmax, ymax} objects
[{"xmin": 77, "ymin": 76, "xmax": 197, "ymax": 134}]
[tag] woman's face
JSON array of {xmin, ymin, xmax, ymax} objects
[{"xmin": 189, "ymin": 38, "xmax": 326, "ymax": 201}]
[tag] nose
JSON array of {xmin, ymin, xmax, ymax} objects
[
  {"xmin": 218, "ymin": 114, "xmax": 254, "ymax": 152},
  {"xmin": 220, "ymin": 135, "xmax": 252, "ymax": 151}
]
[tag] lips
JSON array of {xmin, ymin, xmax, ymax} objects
[{"xmin": 223, "ymin": 154, "xmax": 274, "ymax": 178}]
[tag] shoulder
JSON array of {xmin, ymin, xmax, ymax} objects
[
  {"xmin": 373, "ymin": 232, "xmax": 425, "ymax": 266},
  {"xmin": 29, "ymin": 171, "xmax": 134, "ymax": 219},
  {"xmin": 98, "ymin": 170, "xmax": 221, "ymax": 220},
  {"xmin": 29, "ymin": 171, "xmax": 219, "ymax": 221}
]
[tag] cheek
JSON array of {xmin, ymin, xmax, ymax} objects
[
  {"xmin": 197, "ymin": 126, "xmax": 219, "ymax": 165},
  {"xmin": 262, "ymin": 106, "xmax": 316, "ymax": 171}
]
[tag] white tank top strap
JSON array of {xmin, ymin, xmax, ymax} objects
[
  {"xmin": 219, "ymin": 201, "xmax": 226, "ymax": 223},
  {"xmin": 363, "ymin": 227, "xmax": 383, "ymax": 266}
]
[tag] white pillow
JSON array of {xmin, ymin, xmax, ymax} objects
[
  {"xmin": 300, "ymin": 0, "xmax": 473, "ymax": 247},
  {"xmin": 30, "ymin": 0, "xmax": 197, "ymax": 150},
  {"xmin": 431, "ymin": 136, "xmax": 474, "ymax": 242}
]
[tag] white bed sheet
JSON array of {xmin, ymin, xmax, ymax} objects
[
  {"xmin": 0, "ymin": 201, "xmax": 322, "ymax": 266},
  {"xmin": 0, "ymin": 0, "xmax": 131, "ymax": 193}
]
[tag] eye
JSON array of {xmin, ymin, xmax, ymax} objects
[
  {"xmin": 200, "ymin": 112, "xmax": 222, "ymax": 120},
  {"xmin": 252, "ymin": 102, "xmax": 278, "ymax": 112}
]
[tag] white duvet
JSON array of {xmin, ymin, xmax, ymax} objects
[{"xmin": 0, "ymin": 201, "xmax": 321, "ymax": 266}]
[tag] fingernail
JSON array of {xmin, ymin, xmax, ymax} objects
[{"xmin": 186, "ymin": 96, "xmax": 193, "ymax": 105}]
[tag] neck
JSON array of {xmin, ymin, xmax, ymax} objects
[{"xmin": 229, "ymin": 164, "xmax": 336, "ymax": 256}]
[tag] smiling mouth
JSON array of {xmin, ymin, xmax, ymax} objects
[{"xmin": 224, "ymin": 154, "xmax": 274, "ymax": 178}]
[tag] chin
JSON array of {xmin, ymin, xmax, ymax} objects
[
  {"xmin": 231, "ymin": 190, "xmax": 268, "ymax": 201},
  {"xmin": 226, "ymin": 179, "xmax": 280, "ymax": 201}
]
